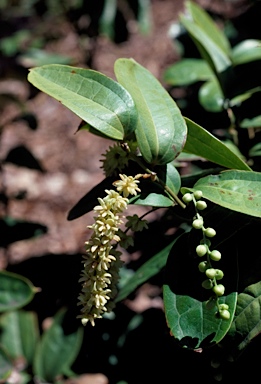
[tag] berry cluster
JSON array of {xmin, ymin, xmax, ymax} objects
[{"xmin": 182, "ymin": 190, "xmax": 230, "ymax": 321}]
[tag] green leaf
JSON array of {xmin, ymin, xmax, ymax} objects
[
  {"xmin": 129, "ymin": 162, "xmax": 181, "ymax": 207},
  {"xmin": 164, "ymin": 285, "xmax": 237, "ymax": 349},
  {"xmin": 230, "ymin": 282, "xmax": 261, "ymax": 351},
  {"xmin": 33, "ymin": 309, "xmax": 83, "ymax": 382},
  {"xmin": 198, "ymin": 78, "xmax": 224, "ymax": 112},
  {"xmin": 114, "ymin": 58, "xmax": 187, "ymax": 165},
  {"xmin": 183, "ymin": 118, "xmax": 251, "ymax": 171},
  {"xmin": 185, "ymin": 1, "xmax": 231, "ymax": 57},
  {"xmin": 163, "ymin": 232, "xmax": 237, "ymax": 350},
  {"xmin": 232, "ymin": 39, "xmax": 261, "ymax": 65},
  {"xmin": 0, "ymin": 310, "xmax": 39, "ymax": 365},
  {"xmin": 240, "ymin": 114, "xmax": 261, "ymax": 128},
  {"xmin": 163, "ymin": 59, "xmax": 213, "ymax": 86},
  {"xmin": 28, "ymin": 64, "xmax": 137, "ymax": 140},
  {"xmin": 0, "ymin": 346, "xmax": 12, "ymax": 381},
  {"xmin": 183, "ymin": 170, "xmax": 261, "ymax": 218},
  {"xmin": 180, "ymin": 15, "xmax": 231, "ymax": 75},
  {"xmin": 116, "ymin": 238, "xmax": 179, "ymax": 302},
  {"xmin": 0, "ymin": 271, "xmax": 37, "ymax": 312}
]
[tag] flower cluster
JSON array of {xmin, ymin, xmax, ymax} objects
[
  {"xmin": 78, "ymin": 175, "xmax": 141, "ymax": 326},
  {"xmin": 182, "ymin": 190, "xmax": 230, "ymax": 321}
]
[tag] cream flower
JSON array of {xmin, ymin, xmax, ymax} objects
[{"xmin": 113, "ymin": 174, "xmax": 141, "ymax": 198}]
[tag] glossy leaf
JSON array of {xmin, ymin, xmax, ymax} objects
[
  {"xmin": 163, "ymin": 59, "xmax": 213, "ymax": 86},
  {"xmin": 198, "ymin": 78, "xmax": 224, "ymax": 112},
  {"xmin": 114, "ymin": 58, "xmax": 187, "ymax": 165},
  {"xmin": 180, "ymin": 15, "xmax": 231, "ymax": 75},
  {"xmin": 0, "ymin": 271, "xmax": 37, "ymax": 312},
  {"xmin": 183, "ymin": 118, "xmax": 251, "ymax": 171},
  {"xmin": 232, "ymin": 39, "xmax": 261, "ymax": 65},
  {"xmin": 33, "ymin": 309, "xmax": 83, "ymax": 382},
  {"xmin": 28, "ymin": 64, "xmax": 137, "ymax": 140},
  {"xmin": 185, "ymin": 1, "xmax": 231, "ymax": 56},
  {"xmin": 230, "ymin": 282, "xmax": 261, "ymax": 351},
  {"xmin": 183, "ymin": 170, "xmax": 261, "ymax": 218},
  {"xmin": 163, "ymin": 232, "xmax": 237, "ymax": 350},
  {"xmin": 0, "ymin": 310, "xmax": 39, "ymax": 365},
  {"xmin": 116, "ymin": 238, "xmax": 178, "ymax": 302}
]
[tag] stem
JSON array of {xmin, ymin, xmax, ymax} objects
[{"xmin": 128, "ymin": 152, "xmax": 186, "ymax": 209}]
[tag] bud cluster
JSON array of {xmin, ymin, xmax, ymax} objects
[{"xmin": 182, "ymin": 191, "xmax": 230, "ymax": 321}]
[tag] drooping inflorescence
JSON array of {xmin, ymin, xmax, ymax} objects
[
  {"xmin": 78, "ymin": 174, "xmax": 142, "ymax": 326},
  {"xmin": 182, "ymin": 190, "xmax": 230, "ymax": 321}
]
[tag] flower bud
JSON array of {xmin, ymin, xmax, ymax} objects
[
  {"xmin": 205, "ymin": 268, "xmax": 216, "ymax": 279},
  {"xmin": 192, "ymin": 218, "xmax": 204, "ymax": 229},
  {"xmin": 193, "ymin": 190, "xmax": 203, "ymax": 200},
  {"xmin": 219, "ymin": 303, "xmax": 229, "ymax": 311},
  {"xmin": 210, "ymin": 250, "xmax": 221, "ymax": 261},
  {"xmin": 219, "ymin": 309, "xmax": 230, "ymax": 320},
  {"xmin": 212, "ymin": 284, "xmax": 225, "ymax": 296},
  {"xmin": 196, "ymin": 200, "xmax": 207, "ymax": 210},
  {"xmin": 182, "ymin": 193, "xmax": 193, "ymax": 203},
  {"xmin": 198, "ymin": 261, "xmax": 208, "ymax": 273},
  {"xmin": 204, "ymin": 227, "xmax": 216, "ymax": 237},
  {"xmin": 196, "ymin": 244, "xmax": 207, "ymax": 257},
  {"xmin": 215, "ymin": 269, "xmax": 224, "ymax": 280}
]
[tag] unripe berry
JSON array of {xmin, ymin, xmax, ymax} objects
[
  {"xmin": 202, "ymin": 279, "xmax": 213, "ymax": 289},
  {"xmin": 182, "ymin": 193, "xmax": 193, "ymax": 203},
  {"xmin": 204, "ymin": 227, "xmax": 216, "ymax": 237},
  {"xmin": 193, "ymin": 190, "xmax": 203, "ymax": 200},
  {"xmin": 196, "ymin": 244, "xmax": 207, "ymax": 257},
  {"xmin": 219, "ymin": 309, "xmax": 230, "ymax": 320},
  {"xmin": 210, "ymin": 250, "xmax": 221, "ymax": 261},
  {"xmin": 192, "ymin": 218, "xmax": 204, "ymax": 229},
  {"xmin": 215, "ymin": 269, "xmax": 224, "ymax": 280},
  {"xmin": 205, "ymin": 268, "xmax": 216, "ymax": 279},
  {"xmin": 196, "ymin": 200, "xmax": 207, "ymax": 210},
  {"xmin": 198, "ymin": 261, "xmax": 208, "ymax": 273},
  {"xmin": 219, "ymin": 303, "xmax": 229, "ymax": 311},
  {"xmin": 212, "ymin": 284, "xmax": 225, "ymax": 296}
]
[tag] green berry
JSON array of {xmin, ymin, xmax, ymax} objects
[
  {"xmin": 204, "ymin": 227, "xmax": 216, "ymax": 237},
  {"xmin": 210, "ymin": 250, "xmax": 221, "ymax": 261},
  {"xmin": 219, "ymin": 309, "xmax": 231, "ymax": 320},
  {"xmin": 212, "ymin": 284, "xmax": 225, "ymax": 296},
  {"xmin": 205, "ymin": 268, "xmax": 216, "ymax": 279},
  {"xmin": 202, "ymin": 279, "xmax": 213, "ymax": 289},
  {"xmin": 192, "ymin": 218, "xmax": 204, "ymax": 229},
  {"xmin": 219, "ymin": 303, "xmax": 229, "ymax": 311},
  {"xmin": 196, "ymin": 244, "xmax": 207, "ymax": 257},
  {"xmin": 182, "ymin": 193, "xmax": 193, "ymax": 203},
  {"xmin": 196, "ymin": 200, "xmax": 207, "ymax": 210},
  {"xmin": 215, "ymin": 269, "xmax": 224, "ymax": 280},
  {"xmin": 193, "ymin": 190, "xmax": 203, "ymax": 200},
  {"xmin": 198, "ymin": 261, "xmax": 208, "ymax": 273}
]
